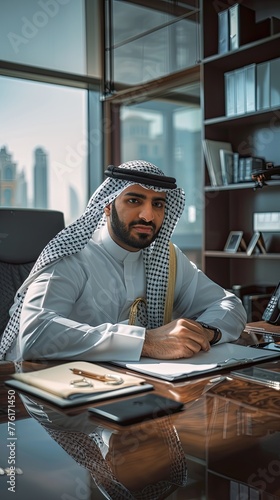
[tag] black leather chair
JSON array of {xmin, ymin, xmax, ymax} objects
[{"xmin": 0, "ymin": 208, "xmax": 65, "ymax": 336}]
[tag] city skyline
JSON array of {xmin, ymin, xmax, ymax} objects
[
  {"xmin": 0, "ymin": 75, "xmax": 88, "ymax": 223},
  {"xmin": 0, "ymin": 143, "xmax": 82, "ymax": 223}
]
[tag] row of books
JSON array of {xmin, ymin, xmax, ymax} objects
[
  {"xmin": 218, "ymin": 3, "xmax": 280, "ymax": 54},
  {"xmin": 225, "ymin": 58, "xmax": 280, "ymax": 117},
  {"xmin": 202, "ymin": 139, "xmax": 266, "ymax": 187}
]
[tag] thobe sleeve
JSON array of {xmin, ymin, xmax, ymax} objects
[
  {"xmin": 173, "ymin": 246, "xmax": 247, "ymax": 343},
  {"xmin": 17, "ymin": 259, "xmax": 145, "ymax": 362}
]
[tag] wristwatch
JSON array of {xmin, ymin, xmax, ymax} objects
[{"xmin": 197, "ymin": 322, "xmax": 222, "ymax": 345}]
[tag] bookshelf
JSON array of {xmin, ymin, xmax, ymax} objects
[{"xmin": 201, "ymin": 0, "xmax": 280, "ymax": 291}]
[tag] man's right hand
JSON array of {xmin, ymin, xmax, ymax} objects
[{"xmin": 142, "ymin": 318, "xmax": 212, "ymax": 359}]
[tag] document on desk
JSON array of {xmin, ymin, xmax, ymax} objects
[
  {"xmin": 112, "ymin": 343, "xmax": 280, "ymax": 381},
  {"xmin": 5, "ymin": 361, "xmax": 154, "ymax": 408}
]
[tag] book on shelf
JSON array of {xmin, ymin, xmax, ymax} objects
[
  {"xmin": 270, "ymin": 57, "xmax": 280, "ymax": 108},
  {"xmin": 228, "ymin": 3, "xmax": 272, "ymax": 51},
  {"xmin": 245, "ymin": 63, "xmax": 256, "ymax": 113},
  {"xmin": 257, "ymin": 61, "xmax": 270, "ymax": 111},
  {"xmin": 235, "ymin": 67, "xmax": 246, "ymax": 115},
  {"xmin": 233, "ymin": 152, "xmax": 239, "ymax": 183},
  {"xmin": 225, "ymin": 151, "xmax": 266, "ymax": 185},
  {"xmin": 202, "ymin": 139, "xmax": 232, "ymax": 187},
  {"xmin": 225, "ymin": 70, "xmax": 236, "ymax": 117},
  {"xmin": 238, "ymin": 157, "xmax": 247, "ymax": 182},
  {"xmin": 270, "ymin": 16, "xmax": 280, "ymax": 35},
  {"xmin": 219, "ymin": 5, "xmax": 280, "ymax": 56},
  {"xmin": 245, "ymin": 157, "xmax": 265, "ymax": 182},
  {"xmin": 220, "ymin": 149, "xmax": 234, "ymax": 185},
  {"xmin": 254, "ymin": 15, "xmax": 280, "ymax": 38},
  {"xmin": 241, "ymin": 157, "xmax": 265, "ymax": 182},
  {"xmin": 224, "ymin": 55, "xmax": 280, "ymax": 117},
  {"xmin": 5, "ymin": 361, "xmax": 153, "ymax": 408},
  {"xmin": 218, "ymin": 9, "xmax": 229, "ymax": 54},
  {"xmin": 225, "ymin": 63, "xmax": 257, "ymax": 117},
  {"xmin": 226, "ymin": 57, "xmax": 280, "ymax": 115},
  {"xmin": 229, "ymin": 3, "xmax": 256, "ymax": 50}
]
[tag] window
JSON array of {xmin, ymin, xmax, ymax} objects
[
  {"xmin": 119, "ymin": 82, "xmax": 202, "ymax": 265},
  {"xmin": 4, "ymin": 166, "xmax": 14, "ymax": 181},
  {"xmin": 1, "ymin": 0, "xmax": 86, "ymax": 75},
  {"xmin": 3, "ymin": 188, "xmax": 13, "ymax": 206},
  {"xmin": 0, "ymin": 76, "xmax": 89, "ymax": 224},
  {"xmin": 106, "ymin": 0, "xmax": 200, "ymax": 88}
]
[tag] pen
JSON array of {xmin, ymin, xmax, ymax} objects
[
  {"xmin": 252, "ymin": 342, "xmax": 280, "ymax": 349},
  {"xmin": 251, "ymin": 342, "xmax": 272, "ymax": 348},
  {"xmin": 69, "ymin": 368, "xmax": 124, "ymax": 385}
]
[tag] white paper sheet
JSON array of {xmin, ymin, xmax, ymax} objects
[{"xmin": 112, "ymin": 343, "xmax": 280, "ymax": 381}]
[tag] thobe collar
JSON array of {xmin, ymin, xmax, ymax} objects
[{"xmin": 101, "ymin": 224, "xmax": 142, "ymax": 264}]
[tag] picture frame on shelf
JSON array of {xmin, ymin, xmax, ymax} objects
[
  {"xmin": 246, "ymin": 232, "xmax": 266, "ymax": 256},
  {"xmin": 224, "ymin": 231, "xmax": 245, "ymax": 253}
]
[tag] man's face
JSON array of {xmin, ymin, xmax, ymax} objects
[{"xmin": 104, "ymin": 185, "xmax": 166, "ymax": 251}]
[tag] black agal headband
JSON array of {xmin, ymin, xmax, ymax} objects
[{"xmin": 105, "ymin": 165, "xmax": 177, "ymax": 189}]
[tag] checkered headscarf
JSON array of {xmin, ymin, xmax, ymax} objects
[{"xmin": 0, "ymin": 160, "xmax": 185, "ymax": 359}]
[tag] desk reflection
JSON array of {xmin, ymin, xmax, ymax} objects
[
  {"xmin": 2, "ymin": 354, "xmax": 280, "ymax": 499},
  {"xmin": 20, "ymin": 394, "xmax": 188, "ymax": 500}
]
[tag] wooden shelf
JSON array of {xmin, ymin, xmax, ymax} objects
[
  {"xmin": 203, "ymin": 33, "xmax": 280, "ymax": 70},
  {"xmin": 205, "ymin": 252, "xmax": 280, "ymax": 260},
  {"xmin": 201, "ymin": 0, "xmax": 280, "ymax": 290},
  {"xmin": 204, "ymin": 180, "xmax": 280, "ymax": 192},
  {"xmin": 204, "ymin": 107, "xmax": 280, "ymax": 127}
]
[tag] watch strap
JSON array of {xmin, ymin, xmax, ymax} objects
[{"xmin": 197, "ymin": 322, "xmax": 222, "ymax": 345}]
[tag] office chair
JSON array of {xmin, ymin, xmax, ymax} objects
[{"xmin": 0, "ymin": 208, "xmax": 65, "ymax": 336}]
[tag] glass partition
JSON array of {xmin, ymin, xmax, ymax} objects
[
  {"xmin": 108, "ymin": 0, "xmax": 200, "ymax": 87},
  {"xmin": 119, "ymin": 82, "xmax": 202, "ymax": 265}
]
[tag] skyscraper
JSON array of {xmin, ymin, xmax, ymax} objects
[
  {"xmin": 0, "ymin": 146, "xmax": 17, "ymax": 207},
  {"xmin": 33, "ymin": 147, "xmax": 48, "ymax": 208}
]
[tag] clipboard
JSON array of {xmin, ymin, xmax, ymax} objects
[{"xmin": 111, "ymin": 343, "xmax": 280, "ymax": 381}]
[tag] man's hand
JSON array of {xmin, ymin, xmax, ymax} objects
[{"xmin": 142, "ymin": 318, "xmax": 214, "ymax": 359}]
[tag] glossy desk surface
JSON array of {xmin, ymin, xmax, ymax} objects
[{"xmin": 1, "ymin": 326, "xmax": 280, "ymax": 500}]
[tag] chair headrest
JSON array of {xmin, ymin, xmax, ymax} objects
[{"xmin": 0, "ymin": 208, "xmax": 65, "ymax": 264}]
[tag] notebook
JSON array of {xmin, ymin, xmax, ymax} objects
[{"xmin": 5, "ymin": 361, "xmax": 153, "ymax": 408}]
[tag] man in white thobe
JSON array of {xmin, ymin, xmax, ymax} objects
[{"xmin": 1, "ymin": 161, "xmax": 246, "ymax": 361}]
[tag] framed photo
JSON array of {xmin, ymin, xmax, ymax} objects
[
  {"xmin": 224, "ymin": 231, "xmax": 244, "ymax": 253},
  {"xmin": 247, "ymin": 232, "xmax": 266, "ymax": 256}
]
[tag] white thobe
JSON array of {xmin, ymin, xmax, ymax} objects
[{"xmin": 7, "ymin": 225, "xmax": 246, "ymax": 361}]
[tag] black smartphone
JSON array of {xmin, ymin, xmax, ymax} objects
[
  {"xmin": 88, "ymin": 393, "xmax": 184, "ymax": 425},
  {"xmin": 262, "ymin": 282, "xmax": 280, "ymax": 325}
]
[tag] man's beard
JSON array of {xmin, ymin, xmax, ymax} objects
[{"xmin": 110, "ymin": 202, "xmax": 159, "ymax": 249}]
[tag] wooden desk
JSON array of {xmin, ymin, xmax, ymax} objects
[{"xmin": 1, "ymin": 337, "xmax": 280, "ymax": 500}]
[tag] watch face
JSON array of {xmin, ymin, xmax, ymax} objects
[{"xmin": 199, "ymin": 322, "xmax": 213, "ymax": 330}]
